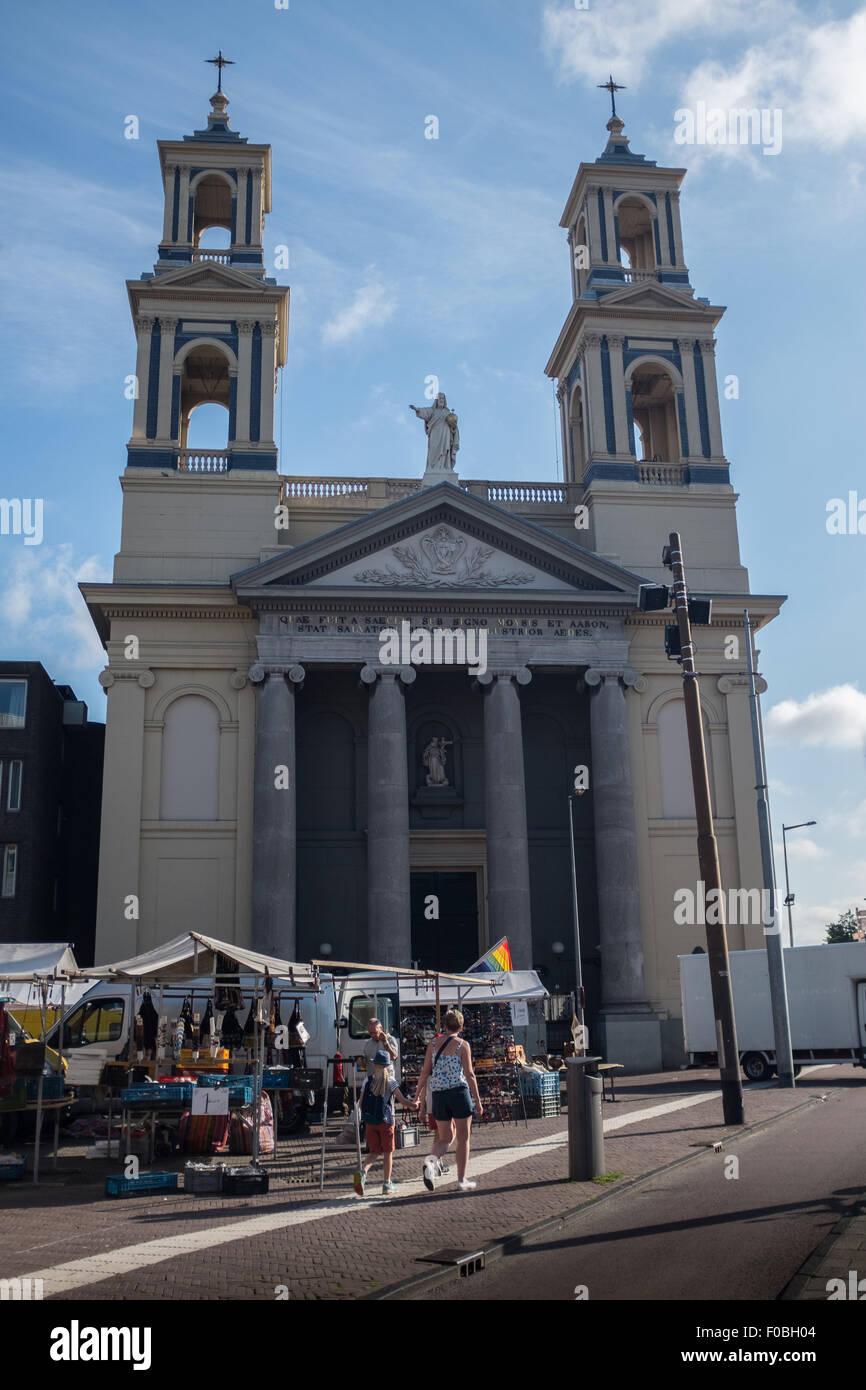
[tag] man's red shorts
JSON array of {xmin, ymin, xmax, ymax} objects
[{"xmin": 366, "ymin": 1122, "xmax": 395, "ymax": 1155}]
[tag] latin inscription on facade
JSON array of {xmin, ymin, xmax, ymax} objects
[{"xmin": 278, "ymin": 614, "xmax": 609, "ymax": 637}]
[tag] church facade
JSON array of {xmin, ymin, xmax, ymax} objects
[{"xmin": 83, "ymin": 91, "xmax": 784, "ymax": 1070}]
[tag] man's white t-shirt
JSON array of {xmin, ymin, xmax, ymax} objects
[{"xmin": 364, "ymin": 1033, "xmax": 399, "ymax": 1081}]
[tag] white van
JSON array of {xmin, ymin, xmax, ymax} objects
[{"xmin": 43, "ymin": 973, "xmax": 401, "ymax": 1088}]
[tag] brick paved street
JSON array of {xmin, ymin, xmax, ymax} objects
[{"xmin": 0, "ymin": 1067, "xmax": 846, "ymax": 1301}]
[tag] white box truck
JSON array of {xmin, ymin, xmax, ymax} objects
[{"xmin": 680, "ymin": 942, "xmax": 866, "ymax": 1082}]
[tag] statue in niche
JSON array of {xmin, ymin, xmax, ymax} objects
[
  {"xmin": 422, "ymin": 737, "xmax": 453, "ymax": 787},
  {"xmin": 409, "ymin": 393, "xmax": 460, "ymax": 472}
]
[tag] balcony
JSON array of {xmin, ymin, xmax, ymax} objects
[
  {"xmin": 177, "ymin": 449, "xmax": 229, "ymax": 473},
  {"xmin": 191, "ymin": 249, "xmax": 231, "ymax": 265},
  {"xmin": 622, "ymin": 267, "xmax": 660, "ymax": 283},
  {"xmin": 637, "ymin": 461, "xmax": 685, "ymax": 485}
]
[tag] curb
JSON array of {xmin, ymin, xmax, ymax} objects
[
  {"xmin": 778, "ymin": 1209, "xmax": 866, "ymax": 1301},
  {"xmin": 365, "ymin": 1092, "xmax": 822, "ymax": 1300}
]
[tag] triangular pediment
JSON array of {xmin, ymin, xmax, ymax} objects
[
  {"xmin": 232, "ymin": 482, "xmax": 645, "ymax": 600},
  {"xmin": 149, "ymin": 262, "xmax": 268, "ymax": 292},
  {"xmin": 599, "ymin": 281, "xmax": 707, "ymax": 312}
]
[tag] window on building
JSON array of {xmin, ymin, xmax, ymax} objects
[
  {"xmin": 0, "ymin": 681, "xmax": 27, "ymax": 729},
  {"xmin": 1, "ymin": 845, "xmax": 17, "ymax": 897},
  {"xmin": 7, "ymin": 761, "xmax": 22, "ymax": 812},
  {"xmin": 160, "ymin": 695, "xmax": 220, "ymax": 820}
]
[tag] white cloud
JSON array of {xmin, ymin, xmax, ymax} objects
[
  {"xmin": 1, "ymin": 544, "xmax": 109, "ymax": 675},
  {"xmin": 825, "ymin": 800, "xmax": 866, "ymax": 838},
  {"xmin": 321, "ymin": 278, "xmax": 397, "ymax": 347},
  {"xmin": 773, "ymin": 836, "xmax": 825, "ymax": 862},
  {"xmin": 765, "ymin": 684, "xmax": 866, "ymax": 749},
  {"xmin": 541, "ymin": 0, "xmax": 791, "ymax": 87}
]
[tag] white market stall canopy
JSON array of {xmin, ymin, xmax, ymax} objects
[
  {"xmin": 342, "ymin": 967, "xmax": 548, "ymax": 1006},
  {"xmin": 86, "ymin": 931, "xmax": 320, "ymax": 990},
  {"xmin": 0, "ymin": 942, "xmax": 80, "ymax": 982}
]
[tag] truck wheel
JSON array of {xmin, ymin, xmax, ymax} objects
[{"xmin": 742, "ymin": 1052, "xmax": 772, "ymax": 1083}]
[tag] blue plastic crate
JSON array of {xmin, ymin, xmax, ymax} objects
[
  {"xmin": 261, "ymin": 1068, "xmax": 293, "ymax": 1089},
  {"xmin": 24, "ymin": 1075, "xmax": 66, "ymax": 1101},
  {"xmin": 105, "ymin": 1171, "xmax": 181, "ymax": 1198},
  {"xmin": 196, "ymin": 1076, "xmax": 255, "ymax": 1103},
  {"xmin": 121, "ymin": 1082, "xmax": 194, "ymax": 1106},
  {"xmin": 518, "ymin": 1070, "xmax": 561, "ymax": 1096}
]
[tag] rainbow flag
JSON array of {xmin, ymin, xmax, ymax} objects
[{"xmin": 466, "ymin": 937, "xmax": 513, "ymax": 974}]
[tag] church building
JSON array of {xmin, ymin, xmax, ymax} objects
[{"xmin": 83, "ymin": 86, "xmax": 784, "ymax": 1070}]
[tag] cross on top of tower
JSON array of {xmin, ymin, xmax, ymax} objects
[
  {"xmin": 205, "ymin": 50, "xmax": 235, "ymax": 94},
  {"xmin": 597, "ymin": 74, "xmax": 626, "ymax": 119}
]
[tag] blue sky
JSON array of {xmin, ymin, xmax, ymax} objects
[{"xmin": 2, "ymin": 0, "xmax": 865, "ymax": 943}]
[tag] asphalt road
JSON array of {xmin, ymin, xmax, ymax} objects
[{"xmin": 425, "ymin": 1069, "xmax": 866, "ymax": 1301}]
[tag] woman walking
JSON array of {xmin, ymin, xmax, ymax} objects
[{"xmin": 414, "ymin": 1009, "xmax": 483, "ymax": 1193}]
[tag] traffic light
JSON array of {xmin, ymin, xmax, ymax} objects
[
  {"xmin": 665, "ymin": 625, "xmax": 682, "ymax": 661},
  {"xmin": 637, "ymin": 583, "xmax": 671, "ymax": 612}
]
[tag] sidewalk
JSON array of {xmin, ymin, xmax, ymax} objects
[
  {"xmin": 0, "ymin": 1067, "xmax": 839, "ymax": 1302},
  {"xmin": 781, "ymin": 1211, "xmax": 866, "ymax": 1301}
]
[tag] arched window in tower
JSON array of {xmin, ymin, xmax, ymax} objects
[
  {"xmin": 629, "ymin": 363, "xmax": 682, "ymax": 464},
  {"xmin": 160, "ymin": 695, "xmax": 220, "ymax": 821},
  {"xmin": 568, "ymin": 386, "xmax": 588, "ymax": 482},
  {"xmin": 191, "ymin": 172, "xmax": 234, "ymax": 255},
  {"xmin": 616, "ymin": 196, "xmax": 657, "ymax": 276},
  {"xmin": 574, "ymin": 214, "xmax": 588, "ymax": 295},
  {"xmin": 176, "ymin": 341, "xmax": 233, "ymax": 450}
]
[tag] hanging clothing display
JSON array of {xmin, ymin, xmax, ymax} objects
[
  {"xmin": 220, "ymin": 1007, "xmax": 244, "ymax": 1051},
  {"xmin": 138, "ymin": 991, "xmax": 159, "ymax": 1054}
]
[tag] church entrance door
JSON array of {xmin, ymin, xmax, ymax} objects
[{"xmin": 410, "ymin": 871, "xmax": 479, "ymax": 974}]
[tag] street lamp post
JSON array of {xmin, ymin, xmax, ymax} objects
[
  {"xmin": 568, "ymin": 773, "xmax": 587, "ymax": 1051},
  {"xmin": 781, "ymin": 821, "xmax": 817, "ymax": 949}
]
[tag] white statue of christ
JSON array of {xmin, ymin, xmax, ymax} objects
[{"xmin": 409, "ymin": 393, "xmax": 460, "ymax": 472}]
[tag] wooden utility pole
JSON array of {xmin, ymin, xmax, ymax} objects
[{"xmin": 668, "ymin": 532, "xmax": 744, "ymax": 1125}]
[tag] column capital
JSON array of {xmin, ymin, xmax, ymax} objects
[
  {"xmin": 584, "ymin": 666, "xmax": 639, "ymax": 689},
  {"xmin": 697, "ymin": 337, "xmax": 716, "ymax": 356},
  {"xmin": 249, "ymin": 662, "xmax": 305, "ymax": 685},
  {"xmin": 360, "ymin": 664, "xmax": 416, "ymax": 687},
  {"xmin": 259, "ymin": 320, "xmax": 277, "ymax": 336},
  {"xmin": 159, "ymin": 316, "xmax": 179, "ymax": 332},
  {"xmin": 99, "ymin": 667, "xmax": 155, "ymax": 689},
  {"xmin": 476, "ymin": 667, "xmax": 532, "ymax": 688},
  {"xmin": 135, "ymin": 314, "xmax": 156, "ymax": 332},
  {"xmin": 582, "ymin": 333, "xmax": 603, "ymax": 352},
  {"xmin": 237, "ymin": 319, "xmax": 256, "ymax": 336},
  {"xmin": 607, "ymin": 334, "xmax": 625, "ymax": 350}
]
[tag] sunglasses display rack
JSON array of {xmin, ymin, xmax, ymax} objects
[{"xmin": 398, "ymin": 1002, "xmax": 526, "ymax": 1123}]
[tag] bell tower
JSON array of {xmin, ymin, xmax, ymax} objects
[
  {"xmin": 546, "ymin": 93, "xmax": 747, "ymax": 591},
  {"xmin": 126, "ymin": 79, "xmax": 288, "ymax": 475}
]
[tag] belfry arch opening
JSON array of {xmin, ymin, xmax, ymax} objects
[
  {"xmin": 568, "ymin": 386, "xmax": 588, "ymax": 482},
  {"xmin": 629, "ymin": 363, "xmax": 682, "ymax": 462},
  {"xmin": 616, "ymin": 196, "xmax": 656, "ymax": 272},
  {"xmin": 177, "ymin": 343, "xmax": 232, "ymax": 448},
  {"xmin": 191, "ymin": 173, "xmax": 233, "ymax": 247}
]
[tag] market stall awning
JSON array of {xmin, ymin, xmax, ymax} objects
[
  {"xmin": 87, "ymin": 931, "xmax": 319, "ymax": 988},
  {"xmin": 323, "ymin": 964, "xmax": 549, "ymax": 1003},
  {"xmin": 0, "ymin": 942, "xmax": 80, "ymax": 982}
]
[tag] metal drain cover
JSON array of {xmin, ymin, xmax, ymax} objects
[{"xmin": 417, "ymin": 1248, "xmax": 486, "ymax": 1274}]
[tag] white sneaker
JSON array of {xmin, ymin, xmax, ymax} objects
[
  {"xmin": 422, "ymin": 1157, "xmax": 438, "ymax": 1192},
  {"xmin": 456, "ymin": 1178, "xmax": 477, "ymax": 1193}
]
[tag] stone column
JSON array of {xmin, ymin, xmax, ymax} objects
[
  {"xmin": 235, "ymin": 168, "xmax": 247, "ymax": 248},
  {"xmin": 259, "ymin": 321, "xmax": 277, "ymax": 445},
  {"xmin": 155, "ymin": 317, "xmax": 178, "ymax": 442},
  {"xmin": 131, "ymin": 315, "xmax": 155, "ymax": 439},
  {"xmin": 585, "ymin": 667, "xmax": 647, "ymax": 1010},
  {"xmin": 178, "ymin": 167, "xmax": 191, "ymax": 243},
  {"xmin": 581, "ymin": 334, "xmax": 607, "ymax": 460},
  {"xmin": 602, "ymin": 187, "xmax": 617, "ymax": 263},
  {"xmin": 93, "ymin": 667, "xmax": 153, "ymax": 962},
  {"xmin": 235, "ymin": 320, "xmax": 254, "ymax": 443},
  {"xmin": 161, "ymin": 165, "xmax": 176, "ymax": 243},
  {"xmin": 361, "ymin": 665, "xmax": 415, "ymax": 966},
  {"xmin": 585, "ymin": 185, "xmax": 603, "ymax": 264},
  {"xmin": 678, "ymin": 344, "xmax": 702, "ymax": 462},
  {"xmin": 607, "ymin": 334, "xmax": 630, "ymax": 456},
  {"xmin": 477, "ymin": 668, "xmax": 533, "ymax": 970},
  {"xmin": 670, "ymin": 190, "xmax": 685, "ymax": 268},
  {"xmin": 698, "ymin": 337, "xmax": 725, "ymax": 458},
  {"xmin": 249, "ymin": 662, "xmax": 305, "ymax": 959}
]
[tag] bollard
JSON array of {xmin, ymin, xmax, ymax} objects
[{"xmin": 566, "ymin": 1055, "xmax": 605, "ymax": 1181}]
